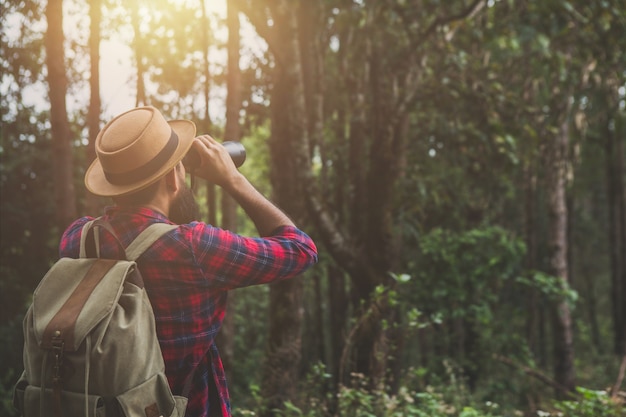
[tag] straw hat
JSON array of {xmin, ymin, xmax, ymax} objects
[{"xmin": 85, "ymin": 106, "xmax": 196, "ymax": 197}]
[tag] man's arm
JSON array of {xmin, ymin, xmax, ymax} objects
[{"xmin": 221, "ymin": 173, "xmax": 294, "ymax": 236}]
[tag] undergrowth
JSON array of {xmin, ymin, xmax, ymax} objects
[{"xmin": 232, "ymin": 363, "xmax": 625, "ymax": 417}]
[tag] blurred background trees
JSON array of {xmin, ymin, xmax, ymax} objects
[{"xmin": 1, "ymin": 0, "xmax": 625, "ymax": 416}]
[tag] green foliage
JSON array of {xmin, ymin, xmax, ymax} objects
[
  {"xmin": 539, "ymin": 387, "xmax": 624, "ymax": 417},
  {"xmin": 234, "ymin": 365, "xmax": 508, "ymax": 417},
  {"xmin": 0, "ymin": 371, "xmax": 20, "ymax": 417},
  {"xmin": 516, "ymin": 271, "xmax": 579, "ymax": 308},
  {"xmin": 406, "ymin": 226, "xmax": 526, "ymax": 323},
  {"xmin": 0, "ymin": 110, "xmax": 57, "ymax": 319},
  {"xmin": 395, "ymin": 226, "xmax": 535, "ymax": 399},
  {"xmin": 229, "ymin": 285, "xmax": 270, "ymax": 406},
  {"xmin": 234, "ymin": 366, "xmax": 625, "ymax": 417}
]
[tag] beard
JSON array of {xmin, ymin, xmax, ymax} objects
[{"xmin": 169, "ymin": 184, "xmax": 200, "ymax": 224}]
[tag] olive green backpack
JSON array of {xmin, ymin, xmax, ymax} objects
[{"xmin": 14, "ymin": 219, "xmax": 187, "ymax": 417}]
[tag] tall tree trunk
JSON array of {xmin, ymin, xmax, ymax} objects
[
  {"xmin": 348, "ymin": 10, "xmax": 407, "ymax": 388},
  {"xmin": 301, "ymin": 270, "xmax": 326, "ymax": 376},
  {"xmin": 45, "ymin": 0, "xmax": 76, "ymax": 230},
  {"xmin": 582, "ymin": 255, "xmax": 603, "ymax": 353},
  {"xmin": 215, "ymin": 0, "xmax": 242, "ymax": 387},
  {"xmin": 523, "ymin": 160, "xmax": 544, "ymax": 362},
  {"xmin": 606, "ymin": 117, "xmax": 626, "ymax": 355},
  {"xmin": 201, "ymin": 0, "xmax": 211, "ymax": 131},
  {"xmin": 85, "ymin": 0, "xmax": 102, "ymax": 216},
  {"xmin": 198, "ymin": 0, "xmax": 216, "ymax": 227},
  {"xmin": 546, "ymin": 111, "xmax": 576, "ymax": 397},
  {"xmin": 327, "ymin": 264, "xmax": 347, "ymax": 391},
  {"xmin": 260, "ymin": 3, "xmax": 309, "ymax": 414},
  {"xmin": 131, "ymin": 1, "xmax": 146, "ymax": 106}
]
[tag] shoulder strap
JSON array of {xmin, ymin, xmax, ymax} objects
[
  {"xmin": 125, "ymin": 223, "xmax": 178, "ymax": 261},
  {"xmin": 79, "ymin": 218, "xmax": 177, "ymax": 260},
  {"xmin": 79, "ymin": 219, "xmax": 98, "ymax": 258},
  {"xmin": 79, "ymin": 218, "xmax": 126, "ymax": 259}
]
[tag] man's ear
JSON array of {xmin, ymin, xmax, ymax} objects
[{"xmin": 164, "ymin": 167, "xmax": 180, "ymax": 193}]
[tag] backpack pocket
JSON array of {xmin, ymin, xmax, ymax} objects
[
  {"xmin": 116, "ymin": 372, "xmax": 188, "ymax": 417},
  {"xmin": 17, "ymin": 384, "xmax": 105, "ymax": 417}
]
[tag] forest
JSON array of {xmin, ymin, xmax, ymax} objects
[{"xmin": 1, "ymin": 0, "xmax": 625, "ymax": 416}]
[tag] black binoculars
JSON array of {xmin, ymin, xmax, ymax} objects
[{"xmin": 183, "ymin": 141, "xmax": 246, "ymax": 170}]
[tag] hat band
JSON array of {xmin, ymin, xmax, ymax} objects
[{"xmin": 104, "ymin": 129, "xmax": 179, "ymax": 186}]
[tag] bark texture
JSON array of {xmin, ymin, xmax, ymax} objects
[{"xmin": 45, "ymin": 0, "xmax": 76, "ymax": 230}]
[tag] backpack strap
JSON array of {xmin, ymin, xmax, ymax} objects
[
  {"xmin": 79, "ymin": 219, "xmax": 98, "ymax": 258},
  {"xmin": 79, "ymin": 218, "xmax": 127, "ymax": 259},
  {"xmin": 125, "ymin": 223, "xmax": 178, "ymax": 261},
  {"xmin": 79, "ymin": 218, "xmax": 177, "ymax": 261},
  {"xmin": 79, "ymin": 219, "xmax": 96, "ymax": 254}
]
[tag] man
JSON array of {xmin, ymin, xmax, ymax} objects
[{"xmin": 59, "ymin": 106, "xmax": 318, "ymax": 417}]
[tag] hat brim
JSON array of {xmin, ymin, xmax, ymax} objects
[{"xmin": 85, "ymin": 119, "xmax": 196, "ymax": 197}]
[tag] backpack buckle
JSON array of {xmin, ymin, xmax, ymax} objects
[
  {"xmin": 50, "ymin": 330, "xmax": 65, "ymax": 417},
  {"xmin": 51, "ymin": 331, "xmax": 64, "ymax": 384}
]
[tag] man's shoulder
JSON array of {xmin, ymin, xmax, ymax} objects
[
  {"xmin": 59, "ymin": 216, "xmax": 97, "ymax": 257},
  {"xmin": 63, "ymin": 216, "xmax": 97, "ymax": 239}
]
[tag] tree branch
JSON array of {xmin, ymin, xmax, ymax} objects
[
  {"xmin": 305, "ymin": 191, "xmax": 378, "ymax": 283},
  {"xmin": 493, "ymin": 354, "xmax": 578, "ymax": 400},
  {"xmin": 418, "ymin": 0, "xmax": 486, "ymax": 43},
  {"xmin": 393, "ymin": 0, "xmax": 486, "ymax": 49},
  {"xmin": 231, "ymin": 0, "xmax": 287, "ymax": 68}
]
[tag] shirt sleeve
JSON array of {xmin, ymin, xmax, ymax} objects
[
  {"xmin": 59, "ymin": 216, "xmax": 94, "ymax": 258},
  {"xmin": 187, "ymin": 222, "xmax": 318, "ymax": 291}
]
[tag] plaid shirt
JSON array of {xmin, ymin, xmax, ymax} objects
[{"xmin": 59, "ymin": 206, "xmax": 318, "ymax": 417}]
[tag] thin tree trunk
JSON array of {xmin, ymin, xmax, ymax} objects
[
  {"xmin": 607, "ymin": 120, "xmax": 626, "ymax": 355},
  {"xmin": 131, "ymin": 1, "xmax": 146, "ymax": 106},
  {"xmin": 313, "ymin": 272, "xmax": 326, "ymax": 365},
  {"xmin": 523, "ymin": 161, "xmax": 542, "ymax": 361},
  {"xmin": 216, "ymin": 0, "xmax": 242, "ymax": 387},
  {"xmin": 85, "ymin": 0, "xmax": 102, "ymax": 216},
  {"xmin": 619, "ymin": 130, "xmax": 626, "ymax": 356},
  {"xmin": 201, "ymin": 0, "xmax": 211, "ymax": 132},
  {"xmin": 45, "ymin": 0, "xmax": 76, "ymax": 230},
  {"xmin": 327, "ymin": 264, "xmax": 347, "ymax": 390},
  {"xmin": 546, "ymin": 112, "xmax": 576, "ymax": 397},
  {"xmin": 582, "ymin": 261, "xmax": 603, "ymax": 353},
  {"xmin": 196, "ymin": 0, "xmax": 216, "ymax": 227}
]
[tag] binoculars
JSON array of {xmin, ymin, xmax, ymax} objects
[{"xmin": 183, "ymin": 141, "xmax": 246, "ymax": 170}]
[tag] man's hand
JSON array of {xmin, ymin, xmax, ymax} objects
[
  {"xmin": 187, "ymin": 134, "xmax": 295, "ymax": 235},
  {"xmin": 188, "ymin": 135, "xmax": 241, "ymax": 187}
]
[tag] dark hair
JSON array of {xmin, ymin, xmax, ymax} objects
[{"xmin": 113, "ymin": 180, "xmax": 160, "ymax": 206}]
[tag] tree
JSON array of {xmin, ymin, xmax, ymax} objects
[
  {"xmin": 605, "ymin": 92, "xmax": 626, "ymax": 356},
  {"xmin": 45, "ymin": 0, "xmax": 77, "ymax": 229},
  {"xmin": 85, "ymin": 0, "xmax": 102, "ymax": 216},
  {"xmin": 130, "ymin": 0, "xmax": 147, "ymax": 106},
  {"xmin": 545, "ymin": 99, "xmax": 576, "ymax": 395},
  {"xmin": 246, "ymin": 3, "xmax": 311, "ymax": 412},
  {"xmin": 215, "ymin": 0, "xmax": 243, "ymax": 387}
]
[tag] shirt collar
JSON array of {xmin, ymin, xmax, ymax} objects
[{"xmin": 104, "ymin": 205, "xmax": 172, "ymax": 223}]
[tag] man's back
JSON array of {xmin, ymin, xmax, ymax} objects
[{"xmin": 59, "ymin": 206, "xmax": 318, "ymax": 417}]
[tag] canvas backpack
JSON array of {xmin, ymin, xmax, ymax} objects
[{"xmin": 13, "ymin": 218, "xmax": 187, "ymax": 417}]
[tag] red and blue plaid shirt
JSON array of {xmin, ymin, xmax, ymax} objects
[{"xmin": 59, "ymin": 206, "xmax": 318, "ymax": 417}]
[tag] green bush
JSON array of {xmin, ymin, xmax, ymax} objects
[
  {"xmin": 233, "ymin": 365, "xmax": 507, "ymax": 417},
  {"xmin": 537, "ymin": 387, "xmax": 624, "ymax": 417},
  {"xmin": 232, "ymin": 365, "xmax": 625, "ymax": 417}
]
